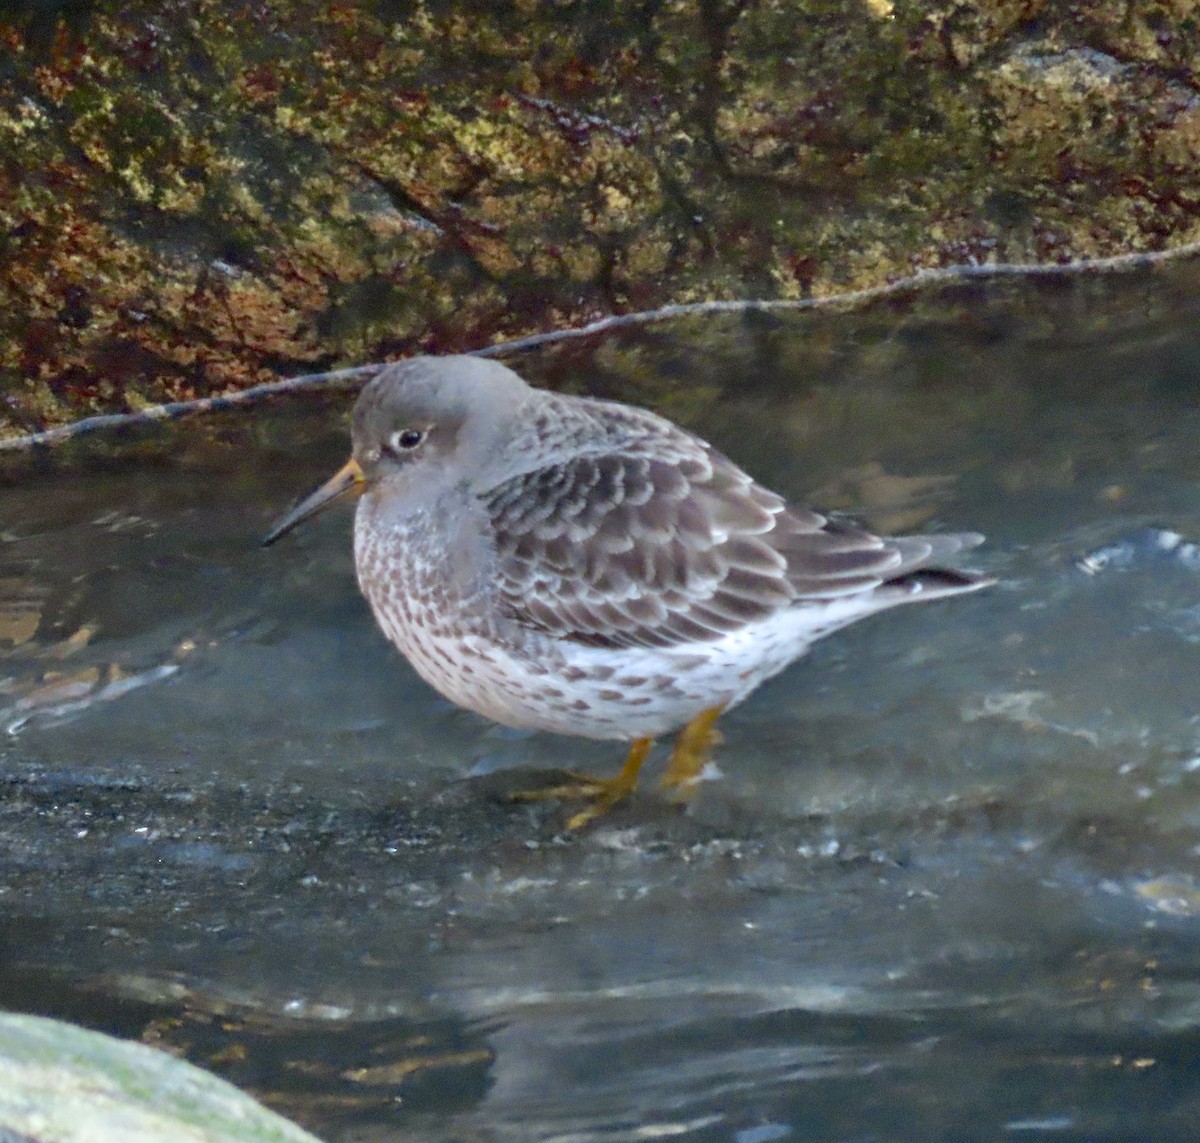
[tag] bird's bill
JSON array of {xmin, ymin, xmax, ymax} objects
[{"xmin": 262, "ymin": 458, "xmax": 365, "ymax": 546}]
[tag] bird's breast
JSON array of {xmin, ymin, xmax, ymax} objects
[{"xmin": 352, "ymin": 494, "xmax": 509, "ymax": 653}]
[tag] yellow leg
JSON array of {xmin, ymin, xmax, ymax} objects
[
  {"xmin": 508, "ymin": 737, "xmax": 655, "ymax": 829},
  {"xmin": 660, "ymin": 705, "xmax": 725, "ymax": 800},
  {"xmin": 565, "ymin": 738, "xmax": 654, "ymax": 830}
]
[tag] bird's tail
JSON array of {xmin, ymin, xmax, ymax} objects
[{"xmin": 878, "ymin": 532, "xmax": 994, "ymax": 605}]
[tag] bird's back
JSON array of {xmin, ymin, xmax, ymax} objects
[{"xmin": 481, "ymin": 393, "xmax": 991, "ymax": 652}]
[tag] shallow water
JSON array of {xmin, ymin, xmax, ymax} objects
[{"xmin": 4, "ymin": 263, "xmax": 1200, "ymax": 1141}]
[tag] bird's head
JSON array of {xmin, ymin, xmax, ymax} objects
[{"xmin": 263, "ymin": 355, "xmax": 532, "ymax": 545}]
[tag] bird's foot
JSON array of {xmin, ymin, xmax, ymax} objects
[
  {"xmin": 660, "ymin": 705, "xmax": 725, "ymax": 802},
  {"xmin": 507, "ymin": 738, "xmax": 654, "ymax": 829}
]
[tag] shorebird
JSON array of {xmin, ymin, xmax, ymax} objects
[{"xmin": 265, "ymin": 355, "xmax": 992, "ymax": 826}]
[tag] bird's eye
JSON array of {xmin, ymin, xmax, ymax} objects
[{"xmin": 388, "ymin": 429, "xmax": 425, "ymax": 453}]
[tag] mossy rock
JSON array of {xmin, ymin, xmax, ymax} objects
[{"xmin": 4, "ymin": 0, "xmax": 1200, "ymax": 435}]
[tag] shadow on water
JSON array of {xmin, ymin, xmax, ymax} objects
[{"xmin": 5, "ymin": 262, "xmax": 1200, "ymax": 1139}]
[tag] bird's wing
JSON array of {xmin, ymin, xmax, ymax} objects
[{"xmin": 482, "ymin": 429, "xmax": 907, "ymax": 650}]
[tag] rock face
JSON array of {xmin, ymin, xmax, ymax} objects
[
  {"xmin": 0, "ymin": 1012, "xmax": 322, "ymax": 1143},
  {"xmin": 3, "ymin": 0, "xmax": 1200, "ymax": 434}
]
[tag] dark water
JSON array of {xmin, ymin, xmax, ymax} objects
[{"xmin": 4, "ymin": 264, "xmax": 1200, "ymax": 1141}]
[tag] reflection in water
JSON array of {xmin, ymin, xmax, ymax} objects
[{"xmin": 4, "ymin": 265, "xmax": 1200, "ymax": 1139}]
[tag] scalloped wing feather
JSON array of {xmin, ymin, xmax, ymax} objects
[{"xmin": 482, "ymin": 420, "xmax": 928, "ymax": 650}]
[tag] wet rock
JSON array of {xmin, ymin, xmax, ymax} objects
[
  {"xmin": 0, "ymin": 1012, "xmax": 321, "ymax": 1143},
  {"xmin": 3, "ymin": 2, "xmax": 1200, "ymax": 434}
]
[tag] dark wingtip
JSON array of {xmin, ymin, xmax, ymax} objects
[{"xmin": 890, "ymin": 567, "xmax": 996, "ymax": 596}]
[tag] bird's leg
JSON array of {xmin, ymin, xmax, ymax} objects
[
  {"xmin": 564, "ymin": 738, "xmax": 654, "ymax": 830},
  {"xmin": 507, "ymin": 738, "xmax": 655, "ymax": 829},
  {"xmin": 660, "ymin": 705, "xmax": 725, "ymax": 800}
]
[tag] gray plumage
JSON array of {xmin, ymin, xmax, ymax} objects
[{"xmin": 271, "ymin": 354, "xmax": 992, "ymax": 751}]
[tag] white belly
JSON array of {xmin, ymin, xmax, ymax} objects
[{"xmin": 372, "ymin": 586, "xmax": 875, "ymax": 742}]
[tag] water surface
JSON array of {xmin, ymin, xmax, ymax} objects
[{"xmin": 3, "ymin": 264, "xmax": 1200, "ymax": 1141}]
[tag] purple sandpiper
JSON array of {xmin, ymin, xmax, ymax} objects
[{"xmin": 266, "ymin": 355, "xmax": 993, "ymax": 826}]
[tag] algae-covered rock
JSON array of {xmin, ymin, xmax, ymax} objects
[
  {"xmin": 0, "ymin": 1012, "xmax": 323, "ymax": 1143},
  {"xmin": 2, "ymin": 0, "xmax": 1200, "ymax": 435}
]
